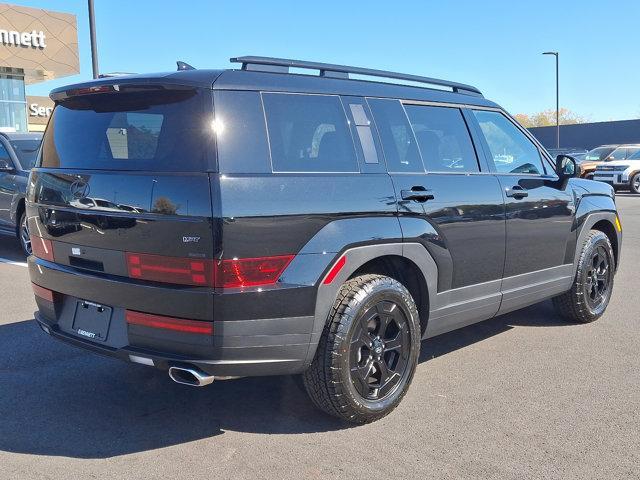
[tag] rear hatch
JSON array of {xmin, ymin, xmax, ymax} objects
[{"xmin": 28, "ymin": 83, "xmax": 217, "ymax": 348}]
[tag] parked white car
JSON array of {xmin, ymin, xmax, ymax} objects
[{"xmin": 593, "ymin": 154, "xmax": 640, "ymax": 194}]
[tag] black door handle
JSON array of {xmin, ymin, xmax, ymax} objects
[
  {"xmin": 505, "ymin": 185, "xmax": 529, "ymax": 199},
  {"xmin": 401, "ymin": 187, "xmax": 434, "ymax": 202}
]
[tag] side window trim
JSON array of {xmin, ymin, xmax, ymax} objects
[
  {"xmin": 461, "ymin": 108, "xmax": 495, "ymax": 173},
  {"xmin": 340, "ymin": 96, "xmax": 387, "ymax": 174},
  {"xmin": 366, "ymin": 97, "xmax": 425, "ymax": 174}
]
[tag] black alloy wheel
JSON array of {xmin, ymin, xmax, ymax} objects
[
  {"xmin": 553, "ymin": 230, "xmax": 615, "ymax": 323},
  {"xmin": 349, "ymin": 300, "xmax": 411, "ymax": 401},
  {"xmin": 19, "ymin": 211, "xmax": 31, "ymax": 256},
  {"xmin": 584, "ymin": 245, "xmax": 612, "ymax": 311},
  {"xmin": 303, "ymin": 274, "xmax": 421, "ymax": 424}
]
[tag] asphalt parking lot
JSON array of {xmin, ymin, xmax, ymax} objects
[{"xmin": 1, "ymin": 195, "xmax": 638, "ymax": 480}]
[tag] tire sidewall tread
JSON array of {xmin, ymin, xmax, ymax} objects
[
  {"xmin": 303, "ymin": 274, "xmax": 421, "ymax": 424},
  {"xmin": 553, "ymin": 230, "xmax": 614, "ymax": 323}
]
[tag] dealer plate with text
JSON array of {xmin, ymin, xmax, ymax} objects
[{"xmin": 71, "ymin": 301, "xmax": 112, "ymax": 342}]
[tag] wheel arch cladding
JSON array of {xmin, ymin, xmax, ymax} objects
[
  {"xmin": 348, "ymin": 254, "xmax": 430, "ymax": 336},
  {"xmin": 303, "ymin": 242, "xmax": 438, "ymax": 367},
  {"xmin": 591, "ymin": 219, "xmax": 619, "ymax": 269},
  {"xmin": 575, "ymin": 211, "xmax": 621, "ymax": 272}
]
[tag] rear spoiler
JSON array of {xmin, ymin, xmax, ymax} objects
[{"xmin": 50, "ymin": 82, "xmax": 200, "ymax": 102}]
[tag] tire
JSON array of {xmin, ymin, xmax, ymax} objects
[
  {"xmin": 303, "ymin": 274, "xmax": 421, "ymax": 424},
  {"xmin": 552, "ymin": 230, "xmax": 615, "ymax": 323},
  {"xmin": 17, "ymin": 210, "xmax": 31, "ymax": 256},
  {"xmin": 630, "ymin": 172, "xmax": 640, "ymax": 194}
]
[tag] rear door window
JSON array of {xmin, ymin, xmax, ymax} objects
[
  {"xmin": 404, "ymin": 105, "xmax": 479, "ymax": 173},
  {"xmin": 262, "ymin": 93, "xmax": 358, "ymax": 173},
  {"xmin": 41, "ymin": 88, "xmax": 210, "ymax": 172}
]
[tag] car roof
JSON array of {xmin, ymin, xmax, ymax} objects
[{"xmin": 49, "ymin": 59, "xmax": 500, "ymax": 109}]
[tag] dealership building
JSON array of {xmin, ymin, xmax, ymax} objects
[{"xmin": 0, "ymin": 2, "xmax": 78, "ymax": 132}]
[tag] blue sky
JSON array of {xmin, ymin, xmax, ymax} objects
[{"xmin": 15, "ymin": 0, "xmax": 640, "ymax": 121}]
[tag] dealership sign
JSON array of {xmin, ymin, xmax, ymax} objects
[
  {"xmin": 26, "ymin": 95, "xmax": 54, "ymax": 125},
  {"xmin": 0, "ymin": 3, "xmax": 79, "ymax": 82},
  {"xmin": 0, "ymin": 29, "xmax": 46, "ymax": 48}
]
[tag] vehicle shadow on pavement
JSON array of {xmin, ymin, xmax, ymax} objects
[
  {"xmin": 0, "ymin": 301, "xmax": 571, "ymax": 459},
  {"xmin": 419, "ymin": 300, "xmax": 572, "ymax": 363},
  {"xmin": 0, "ymin": 320, "xmax": 345, "ymax": 459},
  {"xmin": 0, "ymin": 237, "xmax": 26, "ymax": 263}
]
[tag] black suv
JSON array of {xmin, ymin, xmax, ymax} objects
[
  {"xmin": 0, "ymin": 132, "xmax": 42, "ymax": 255},
  {"xmin": 28, "ymin": 57, "xmax": 621, "ymax": 424}
]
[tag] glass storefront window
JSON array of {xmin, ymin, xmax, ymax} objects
[{"xmin": 0, "ymin": 74, "xmax": 27, "ymax": 132}]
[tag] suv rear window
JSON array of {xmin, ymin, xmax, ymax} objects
[
  {"xmin": 41, "ymin": 88, "xmax": 210, "ymax": 172},
  {"xmin": 262, "ymin": 93, "xmax": 358, "ymax": 173}
]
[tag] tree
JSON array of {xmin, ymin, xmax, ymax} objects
[
  {"xmin": 152, "ymin": 197, "xmax": 179, "ymax": 215},
  {"xmin": 514, "ymin": 109, "xmax": 588, "ymax": 128}
]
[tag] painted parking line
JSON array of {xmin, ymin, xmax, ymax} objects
[{"xmin": 0, "ymin": 257, "xmax": 27, "ymax": 267}]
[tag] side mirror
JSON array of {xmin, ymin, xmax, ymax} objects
[
  {"xmin": 556, "ymin": 154, "xmax": 578, "ymax": 179},
  {"xmin": 0, "ymin": 158, "xmax": 13, "ymax": 172}
]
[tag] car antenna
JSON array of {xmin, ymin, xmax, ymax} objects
[{"xmin": 176, "ymin": 60, "xmax": 195, "ymax": 71}]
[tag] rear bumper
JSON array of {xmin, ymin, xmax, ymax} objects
[
  {"xmin": 29, "ymin": 257, "xmax": 314, "ymax": 377},
  {"xmin": 35, "ymin": 312, "xmax": 309, "ymax": 376}
]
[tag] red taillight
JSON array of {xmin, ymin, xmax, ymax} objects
[
  {"xmin": 31, "ymin": 236, "xmax": 54, "ymax": 262},
  {"xmin": 32, "ymin": 283, "xmax": 54, "ymax": 302},
  {"xmin": 214, "ymin": 255, "xmax": 294, "ymax": 288},
  {"xmin": 125, "ymin": 252, "xmax": 294, "ymax": 289},
  {"xmin": 126, "ymin": 252, "xmax": 214, "ymax": 287},
  {"xmin": 323, "ymin": 255, "xmax": 346, "ymax": 285},
  {"xmin": 125, "ymin": 310, "xmax": 213, "ymax": 335}
]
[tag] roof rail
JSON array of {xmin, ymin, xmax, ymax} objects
[{"xmin": 230, "ymin": 56, "xmax": 482, "ymax": 97}]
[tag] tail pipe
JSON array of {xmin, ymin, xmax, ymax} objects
[{"xmin": 168, "ymin": 365, "xmax": 215, "ymax": 387}]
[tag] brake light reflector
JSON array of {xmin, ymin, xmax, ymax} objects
[
  {"xmin": 67, "ymin": 85, "xmax": 115, "ymax": 96},
  {"xmin": 31, "ymin": 236, "xmax": 54, "ymax": 262},
  {"xmin": 214, "ymin": 255, "xmax": 294, "ymax": 288},
  {"xmin": 32, "ymin": 283, "xmax": 54, "ymax": 302},
  {"xmin": 126, "ymin": 310, "xmax": 213, "ymax": 335},
  {"xmin": 323, "ymin": 255, "xmax": 346, "ymax": 285},
  {"xmin": 126, "ymin": 252, "xmax": 213, "ymax": 287}
]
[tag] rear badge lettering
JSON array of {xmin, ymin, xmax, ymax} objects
[
  {"xmin": 183, "ymin": 236, "xmax": 201, "ymax": 243},
  {"xmin": 77, "ymin": 329, "xmax": 97, "ymax": 339}
]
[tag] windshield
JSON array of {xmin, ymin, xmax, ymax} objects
[
  {"xmin": 584, "ymin": 147, "xmax": 614, "ymax": 161},
  {"xmin": 11, "ymin": 139, "xmax": 41, "ymax": 169}
]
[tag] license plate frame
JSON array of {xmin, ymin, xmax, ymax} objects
[{"xmin": 71, "ymin": 300, "xmax": 112, "ymax": 342}]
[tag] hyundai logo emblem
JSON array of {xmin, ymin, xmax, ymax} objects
[{"xmin": 70, "ymin": 180, "xmax": 90, "ymax": 199}]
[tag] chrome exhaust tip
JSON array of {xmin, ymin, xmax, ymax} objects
[{"xmin": 168, "ymin": 366, "xmax": 215, "ymax": 387}]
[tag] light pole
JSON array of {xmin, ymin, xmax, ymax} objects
[
  {"xmin": 542, "ymin": 51, "xmax": 559, "ymax": 149},
  {"xmin": 88, "ymin": 0, "xmax": 99, "ymax": 78}
]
